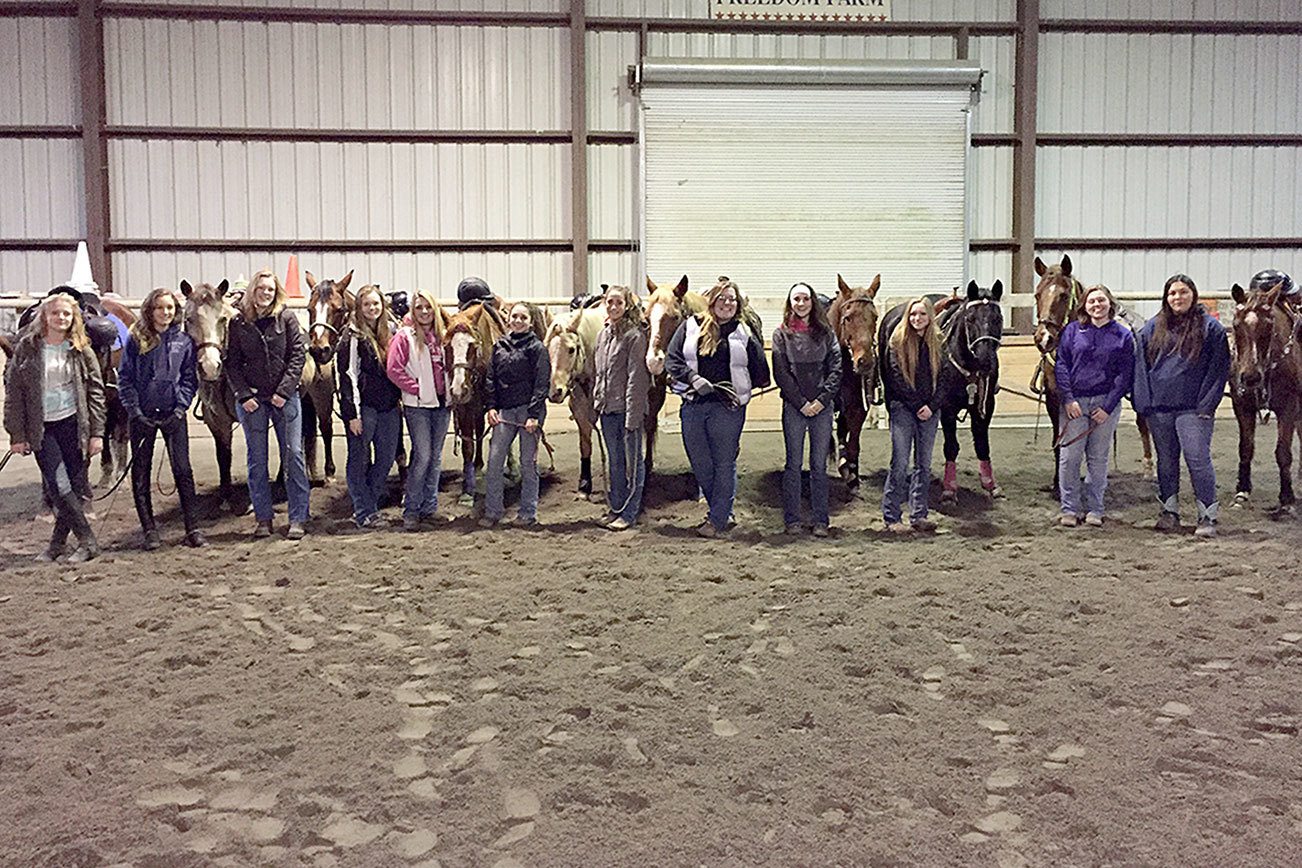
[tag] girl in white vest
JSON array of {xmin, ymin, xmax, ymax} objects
[{"xmin": 666, "ymin": 277, "xmax": 770, "ymax": 538}]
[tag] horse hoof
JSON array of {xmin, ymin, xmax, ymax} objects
[
  {"xmin": 458, "ymin": 493, "xmax": 475, "ymax": 508},
  {"xmin": 1232, "ymin": 491, "xmax": 1250, "ymax": 507},
  {"xmin": 940, "ymin": 489, "xmax": 958, "ymax": 504},
  {"xmin": 578, "ymin": 482, "xmax": 593, "ymax": 496},
  {"xmin": 986, "ymin": 486, "xmax": 1004, "ymax": 499},
  {"xmin": 1273, "ymin": 503, "xmax": 1296, "ymax": 518}
]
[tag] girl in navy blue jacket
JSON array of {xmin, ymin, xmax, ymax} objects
[
  {"xmin": 1133, "ymin": 274, "xmax": 1231, "ymax": 537},
  {"xmin": 119, "ymin": 287, "xmax": 205, "ymax": 549}
]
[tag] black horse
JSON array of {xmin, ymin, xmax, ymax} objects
[{"xmin": 936, "ymin": 280, "xmax": 1004, "ymax": 501}]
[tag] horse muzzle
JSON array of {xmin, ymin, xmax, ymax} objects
[
  {"xmin": 309, "ymin": 345, "xmax": 334, "ymax": 366},
  {"xmin": 549, "ymin": 387, "xmax": 568, "ymax": 404},
  {"xmin": 646, "ymin": 355, "xmax": 665, "ymax": 376}
]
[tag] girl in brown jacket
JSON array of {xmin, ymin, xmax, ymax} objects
[{"xmin": 4, "ymin": 293, "xmax": 106, "ymax": 562}]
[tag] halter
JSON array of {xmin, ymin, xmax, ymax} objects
[
  {"xmin": 944, "ymin": 297, "xmax": 1002, "ymax": 416},
  {"xmin": 1234, "ymin": 294, "xmax": 1299, "ymax": 412},
  {"xmin": 1035, "ymin": 276, "xmax": 1081, "ymax": 355}
]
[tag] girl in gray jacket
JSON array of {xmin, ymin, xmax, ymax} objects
[{"xmin": 592, "ymin": 284, "xmax": 650, "ymax": 530}]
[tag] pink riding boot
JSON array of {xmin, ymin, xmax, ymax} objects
[
  {"xmin": 942, "ymin": 461, "xmax": 959, "ymax": 501},
  {"xmin": 979, "ymin": 460, "xmax": 1003, "ymax": 498}
]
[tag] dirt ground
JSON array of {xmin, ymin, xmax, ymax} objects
[{"xmin": 1, "ymin": 419, "xmax": 1301, "ymax": 868}]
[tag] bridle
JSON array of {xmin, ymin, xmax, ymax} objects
[
  {"xmin": 944, "ymin": 297, "xmax": 1002, "ymax": 415},
  {"xmin": 1035, "ymin": 275, "xmax": 1080, "ymax": 356},
  {"xmin": 1234, "ymin": 291, "xmax": 1298, "ymax": 410}
]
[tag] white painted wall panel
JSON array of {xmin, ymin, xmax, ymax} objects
[
  {"xmin": 0, "ymin": 18, "xmax": 79, "ymax": 125},
  {"xmin": 970, "ymin": 250, "xmax": 1012, "ymax": 290},
  {"xmin": 105, "ymin": 20, "xmax": 568, "ymax": 129},
  {"xmin": 1039, "ymin": 32, "xmax": 1301, "ymax": 133},
  {"xmin": 139, "ymin": 0, "xmax": 566, "ymax": 10},
  {"xmin": 0, "ymin": 140, "xmax": 84, "ymax": 240},
  {"xmin": 0, "ymin": 252, "xmax": 79, "ymax": 298},
  {"xmin": 1041, "ymin": 0, "xmax": 1302, "ymax": 21},
  {"xmin": 589, "ymin": 251, "xmax": 637, "ymax": 294},
  {"xmin": 1037, "ymin": 146, "xmax": 1301, "ymax": 238},
  {"xmin": 108, "ymin": 141, "xmax": 569, "ymax": 240},
  {"xmin": 969, "ymin": 35, "xmax": 1012, "ymax": 134},
  {"xmin": 646, "ymin": 30, "xmax": 954, "ymax": 62},
  {"xmin": 587, "ymin": 0, "xmax": 1014, "ymax": 20},
  {"xmin": 970, "ymin": 146, "xmax": 1011, "ymax": 240},
  {"xmin": 111, "ymin": 251, "xmax": 573, "ymax": 300},
  {"xmin": 588, "ymin": 144, "xmax": 635, "ymax": 241},
  {"xmin": 588, "ymin": 30, "xmax": 639, "ymax": 131}
]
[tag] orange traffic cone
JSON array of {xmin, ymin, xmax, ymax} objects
[{"xmin": 285, "ymin": 254, "xmax": 301, "ymax": 297}]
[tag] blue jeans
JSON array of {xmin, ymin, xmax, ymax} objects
[
  {"xmin": 883, "ymin": 402, "xmax": 939, "ymax": 524},
  {"xmin": 1058, "ymin": 395, "xmax": 1121, "ymax": 518},
  {"xmin": 680, "ymin": 400, "xmax": 746, "ymax": 531},
  {"xmin": 485, "ymin": 405, "xmax": 544, "ymax": 522},
  {"xmin": 600, "ymin": 412, "xmax": 646, "ymax": 523},
  {"xmin": 403, "ymin": 406, "xmax": 452, "ymax": 520},
  {"xmin": 345, "ymin": 404, "xmax": 401, "ymax": 522},
  {"xmin": 1146, "ymin": 410, "xmax": 1218, "ymax": 521},
  {"xmin": 781, "ymin": 402, "xmax": 833, "ymax": 527},
  {"xmin": 236, "ymin": 393, "xmax": 310, "ymax": 524}
]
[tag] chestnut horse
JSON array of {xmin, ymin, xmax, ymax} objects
[
  {"xmin": 302, "ymin": 270, "xmax": 354, "ymax": 484},
  {"xmin": 644, "ymin": 276, "xmax": 707, "ymax": 476},
  {"xmin": 181, "ymin": 279, "xmax": 240, "ymax": 507},
  {"xmin": 545, "ymin": 305, "xmax": 606, "ymax": 497},
  {"xmin": 1033, "ymin": 255, "xmax": 1153, "ymax": 496},
  {"xmin": 1229, "ymin": 278, "xmax": 1302, "ymax": 513},
  {"xmin": 827, "ymin": 273, "xmax": 881, "ymax": 491},
  {"xmin": 445, "ymin": 300, "xmax": 504, "ymax": 503}
]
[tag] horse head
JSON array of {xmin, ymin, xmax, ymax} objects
[
  {"xmin": 829, "ymin": 273, "xmax": 881, "ymax": 378},
  {"xmin": 1231, "ymin": 279, "xmax": 1290, "ymax": 391},
  {"xmin": 644, "ymin": 275, "xmax": 703, "ymax": 376},
  {"xmin": 546, "ymin": 310, "xmax": 585, "ymax": 404},
  {"xmin": 305, "ymin": 269, "xmax": 355, "ymax": 365},
  {"xmin": 181, "ymin": 278, "xmax": 232, "ymax": 383},
  {"xmin": 950, "ymin": 279, "xmax": 1005, "ymax": 372},
  {"xmin": 1033, "ymin": 255, "xmax": 1081, "ymax": 356},
  {"xmin": 444, "ymin": 303, "xmax": 502, "ymax": 405}
]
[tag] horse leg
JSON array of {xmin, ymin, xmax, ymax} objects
[
  {"xmin": 974, "ymin": 413, "xmax": 1002, "ymax": 498},
  {"xmin": 644, "ymin": 416, "xmax": 657, "ymax": 479},
  {"xmin": 940, "ymin": 410, "xmax": 960, "ymax": 503},
  {"xmin": 1233, "ymin": 395, "xmax": 1256, "ymax": 503},
  {"xmin": 1136, "ymin": 414, "xmax": 1155, "ymax": 480},
  {"xmin": 1046, "ymin": 388, "xmax": 1061, "ymax": 498},
  {"xmin": 300, "ymin": 391, "xmax": 320, "ymax": 484},
  {"xmin": 1275, "ymin": 411, "xmax": 1296, "ymax": 513},
  {"xmin": 319, "ymin": 399, "xmax": 335, "ymax": 484}
]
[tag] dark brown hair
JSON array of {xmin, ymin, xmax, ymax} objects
[{"xmin": 1147, "ymin": 273, "xmax": 1204, "ymax": 364}]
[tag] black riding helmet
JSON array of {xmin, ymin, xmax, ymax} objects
[
  {"xmin": 1250, "ymin": 269, "xmax": 1296, "ymax": 296},
  {"xmin": 456, "ymin": 276, "xmax": 495, "ymax": 310}
]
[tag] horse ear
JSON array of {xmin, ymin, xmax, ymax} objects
[
  {"xmin": 991, "ymin": 280, "xmax": 1004, "ymax": 301},
  {"xmin": 645, "ymin": 275, "xmax": 657, "ymax": 293},
  {"xmin": 1231, "ymin": 283, "xmax": 1247, "ymax": 305},
  {"xmin": 673, "ymin": 275, "xmax": 689, "ymax": 299},
  {"xmin": 305, "ymin": 271, "xmax": 318, "ymax": 290},
  {"xmin": 180, "ymin": 280, "xmax": 193, "ymax": 298},
  {"xmin": 867, "ymin": 274, "xmax": 881, "ymax": 298},
  {"xmin": 337, "ymin": 270, "xmax": 354, "ymax": 292},
  {"xmin": 837, "ymin": 274, "xmax": 852, "ymax": 297},
  {"xmin": 1060, "ymin": 254, "xmax": 1072, "ymax": 277},
  {"xmin": 217, "ymin": 279, "xmax": 229, "ymax": 297},
  {"xmin": 966, "ymin": 280, "xmax": 981, "ymax": 300},
  {"xmin": 600, "ymin": 283, "xmax": 609, "ymax": 293},
  {"xmin": 1033, "ymin": 257, "xmax": 1046, "ymax": 277}
]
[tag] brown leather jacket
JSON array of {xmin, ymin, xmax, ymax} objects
[{"xmin": 4, "ymin": 332, "xmax": 107, "ymax": 452}]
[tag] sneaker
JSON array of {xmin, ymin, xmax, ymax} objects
[
  {"xmin": 886, "ymin": 522, "xmax": 911, "ymax": 534},
  {"xmin": 478, "ymin": 516, "xmax": 499, "ymax": 529},
  {"xmin": 607, "ymin": 517, "xmax": 633, "ymax": 531},
  {"xmin": 143, "ymin": 530, "xmax": 161, "ymax": 551},
  {"xmin": 911, "ymin": 518, "xmax": 937, "ymax": 533},
  {"xmin": 183, "ymin": 531, "xmax": 209, "ymax": 548},
  {"xmin": 421, "ymin": 512, "xmax": 449, "ymax": 526},
  {"xmin": 286, "ymin": 523, "xmax": 306, "ymax": 541},
  {"xmin": 784, "ymin": 523, "xmax": 804, "ymax": 536},
  {"xmin": 34, "ymin": 547, "xmax": 63, "ymax": 563},
  {"xmin": 403, "ymin": 516, "xmax": 421, "ymax": 532},
  {"xmin": 360, "ymin": 513, "xmax": 385, "ymax": 530},
  {"xmin": 599, "ymin": 511, "xmax": 619, "ymax": 527},
  {"xmin": 254, "ymin": 521, "xmax": 272, "ymax": 539},
  {"xmin": 1058, "ymin": 514, "xmax": 1079, "ymax": 528},
  {"xmin": 1084, "ymin": 513, "xmax": 1104, "ymax": 527},
  {"xmin": 1154, "ymin": 511, "xmax": 1181, "ymax": 532},
  {"xmin": 503, "ymin": 515, "xmax": 539, "ymax": 529},
  {"xmin": 811, "ymin": 524, "xmax": 830, "ymax": 538},
  {"xmin": 1194, "ymin": 520, "xmax": 1217, "ymax": 539},
  {"xmin": 695, "ymin": 521, "xmax": 717, "ymax": 539},
  {"xmin": 66, "ymin": 544, "xmax": 99, "ymax": 564}
]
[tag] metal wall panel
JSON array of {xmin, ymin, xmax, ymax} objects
[
  {"xmin": 136, "ymin": 0, "xmax": 567, "ymax": 10},
  {"xmin": 0, "ymin": 140, "xmax": 85, "ymax": 240},
  {"xmin": 587, "ymin": 30, "xmax": 639, "ymax": 132},
  {"xmin": 589, "ymin": 250, "xmax": 637, "ymax": 293},
  {"xmin": 0, "ymin": 252, "xmax": 79, "ymax": 297},
  {"xmin": 108, "ymin": 140, "xmax": 569, "ymax": 241},
  {"xmin": 969, "ymin": 35, "xmax": 1012, "ymax": 135},
  {"xmin": 1039, "ymin": 32, "xmax": 1301, "ymax": 134},
  {"xmin": 587, "ymin": 143, "xmax": 635, "ymax": 241},
  {"xmin": 970, "ymin": 145, "xmax": 1012, "ymax": 240},
  {"xmin": 104, "ymin": 19, "xmax": 568, "ymax": 129},
  {"xmin": 1037, "ymin": 146, "xmax": 1301, "ymax": 238},
  {"xmin": 587, "ymin": 0, "xmax": 1014, "ymax": 20},
  {"xmin": 1034, "ymin": 248, "xmax": 1301, "ymax": 303},
  {"xmin": 1041, "ymin": 0, "xmax": 1302, "ymax": 21},
  {"xmin": 0, "ymin": 17, "xmax": 79, "ymax": 125},
  {"xmin": 110, "ymin": 251, "xmax": 573, "ymax": 299},
  {"xmin": 645, "ymin": 30, "xmax": 955, "ymax": 62}
]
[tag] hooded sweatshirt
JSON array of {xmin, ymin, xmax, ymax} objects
[{"xmin": 1132, "ymin": 307, "xmax": 1230, "ymax": 417}]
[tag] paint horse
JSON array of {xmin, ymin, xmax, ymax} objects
[
  {"xmin": 934, "ymin": 280, "xmax": 1005, "ymax": 501},
  {"xmin": 644, "ymin": 276, "xmax": 708, "ymax": 476},
  {"xmin": 302, "ymin": 270, "xmax": 354, "ymax": 484},
  {"xmin": 181, "ymin": 279, "xmax": 240, "ymax": 508},
  {"xmin": 544, "ymin": 304, "xmax": 606, "ymax": 497},
  {"xmin": 444, "ymin": 300, "xmax": 505, "ymax": 504},
  {"xmin": 1032, "ymin": 254, "xmax": 1153, "ymax": 496},
  {"xmin": 827, "ymin": 273, "xmax": 881, "ymax": 491},
  {"xmin": 1229, "ymin": 278, "xmax": 1302, "ymax": 513}
]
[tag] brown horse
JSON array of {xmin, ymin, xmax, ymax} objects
[
  {"xmin": 1033, "ymin": 255, "xmax": 1153, "ymax": 495},
  {"xmin": 643, "ymin": 276, "xmax": 707, "ymax": 476},
  {"xmin": 444, "ymin": 300, "xmax": 505, "ymax": 504},
  {"xmin": 302, "ymin": 270, "xmax": 354, "ymax": 484},
  {"xmin": 181, "ymin": 279, "xmax": 240, "ymax": 508},
  {"xmin": 1229, "ymin": 278, "xmax": 1302, "ymax": 513},
  {"xmin": 544, "ymin": 305, "xmax": 606, "ymax": 497},
  {"xmin": 827, "ymin": 273, "xmax": 881, "ymax": 490}
]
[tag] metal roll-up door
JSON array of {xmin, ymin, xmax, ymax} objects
[{"xmin": 639, "ymin": 58, "xmax": 982, "ymax": 330}]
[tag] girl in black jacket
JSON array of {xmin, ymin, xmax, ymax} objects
[
  {"xmin": 480, "ymin": 302, "xmax": 551, "ymax": 528},
  {"xmin": 338, "ymin": 285, "xmax": 402, "ymax": 528},
  {"xmin": 881, "ymin": 296, "xmax": 943, "ymax": 534}
]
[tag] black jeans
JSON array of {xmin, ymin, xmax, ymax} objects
[
  {"xmin": 34, "ymin": 416, "xmax": 94, "ymax": 550},
  {"xmin": 130, "ymin": 415, "xmax": 200, "ymax": 533}
]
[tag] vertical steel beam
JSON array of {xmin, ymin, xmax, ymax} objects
[
  {"xmin": 569, "ymin": 0, "xmax": 588, "ymax": 296},
  {"xmin": 1011, "ymin": 0, "xmax": 1038, "ymax": 330},
  {"xmin": 78, "ymin": 0, "xmax": 112, "ymax": 294},
  {"xmin": 955, "ymin": 25, "xmax": 970, "ymax": 60}
]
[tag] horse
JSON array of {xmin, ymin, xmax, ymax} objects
[
  {"xmin": 444, "ymin": 300, "xmax": 505, "ymax": 504},
  {"xmin": 302, "ymin": 269, "xmax": 354, "ymax": 484},
  {"xmin": 644, "ymin": 276, "xmax": 707, "ymax": 476},
  {"xmin": 544, "ymin": 304, "xmax": 606, "ymax": 497},
  {"xmin": 1032, "ymin": 254, "xmax": 1154, "ymax": 496},
  {"xmin": 180, "ymin": 279, "xmax": 240, "ymax": 508},
  {"xmin": 827, "ymin": 273, "xmax": 881, "ymax": 491},
  {"xmin": 930, "ymin": 280, "xmax": 1005, "ymax": 502},
  {"xmin": 1229, "ymin": 278, "xmax": 1302, "ymax": 514}
]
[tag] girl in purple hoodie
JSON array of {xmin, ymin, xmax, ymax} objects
[{"xmin": 1054, "ymin": 284, "xmax": 1134, "ymax": 527}]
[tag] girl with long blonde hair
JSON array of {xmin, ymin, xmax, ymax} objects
[
  {"xmin": 339, "ymin": 285, "xmax": 403, "ymax": 528},
  {"xmin": 881, "ymin": 296, "xmax": 943, "ymax": 533}
]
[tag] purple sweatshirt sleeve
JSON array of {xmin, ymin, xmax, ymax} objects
[
  {"xmin": 1055, "ymin": 325, "xmax": 1077, "ymax": 406},
  {"xmin": 1102, "ymin": 326, "xmax": 1135, "ymax": 414}
]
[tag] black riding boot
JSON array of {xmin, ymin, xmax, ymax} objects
[{"xmin": 61, "ymin": 492, "xmax": 99, "ymax": 562}]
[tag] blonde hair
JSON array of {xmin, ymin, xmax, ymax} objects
[
  {"xmin": 237, "ymin": 268, "xmax": 285, "ymax": 320},
  {"xmin": 699, "ymin": 276, "xmax": 743, "ymax": 357},
  {"xmin": 36, "ymin": 294, "xmax": 91, "ymax": 352},
  {"xmin": 130, "ymin": 287, "xmax": 182, "ymax": 354},
  {"xmin": 603, "ymin": 284, "xmax": 642, "ymax": 332},
  {"xmin": 409, "ymin": 288, "xmax": 444, "ymax": 351},
  {"xmin": 889, "ymin": 297, "xmax": 941, "ymax": 389},
  {"xmin": 351, "ymin": 284, "xmax": 392, "ymax": 363}
]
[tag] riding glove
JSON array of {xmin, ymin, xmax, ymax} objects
[{"xmin": 690, "ymin": 375, "xmax": 715, "ymax": 396}]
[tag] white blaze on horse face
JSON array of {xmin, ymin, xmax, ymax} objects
[
  {"xmin": 547, "ymin": 334, "xmax": 570, "ymax": 403},
  {"xmin": 449, "ymin": 331, "xmax": 474, "ymax": 401},
  {"xmin": 311, "ymin": 295, "xmax": 330, "ymax": 343},
  {"xmin": 646, "ymin": 304, "xmax": 667, "ymax": 375}
]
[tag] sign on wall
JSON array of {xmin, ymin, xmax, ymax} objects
[{"xmin": 710, "ymin": 0, "xmax": 890, "ymax": 22}]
